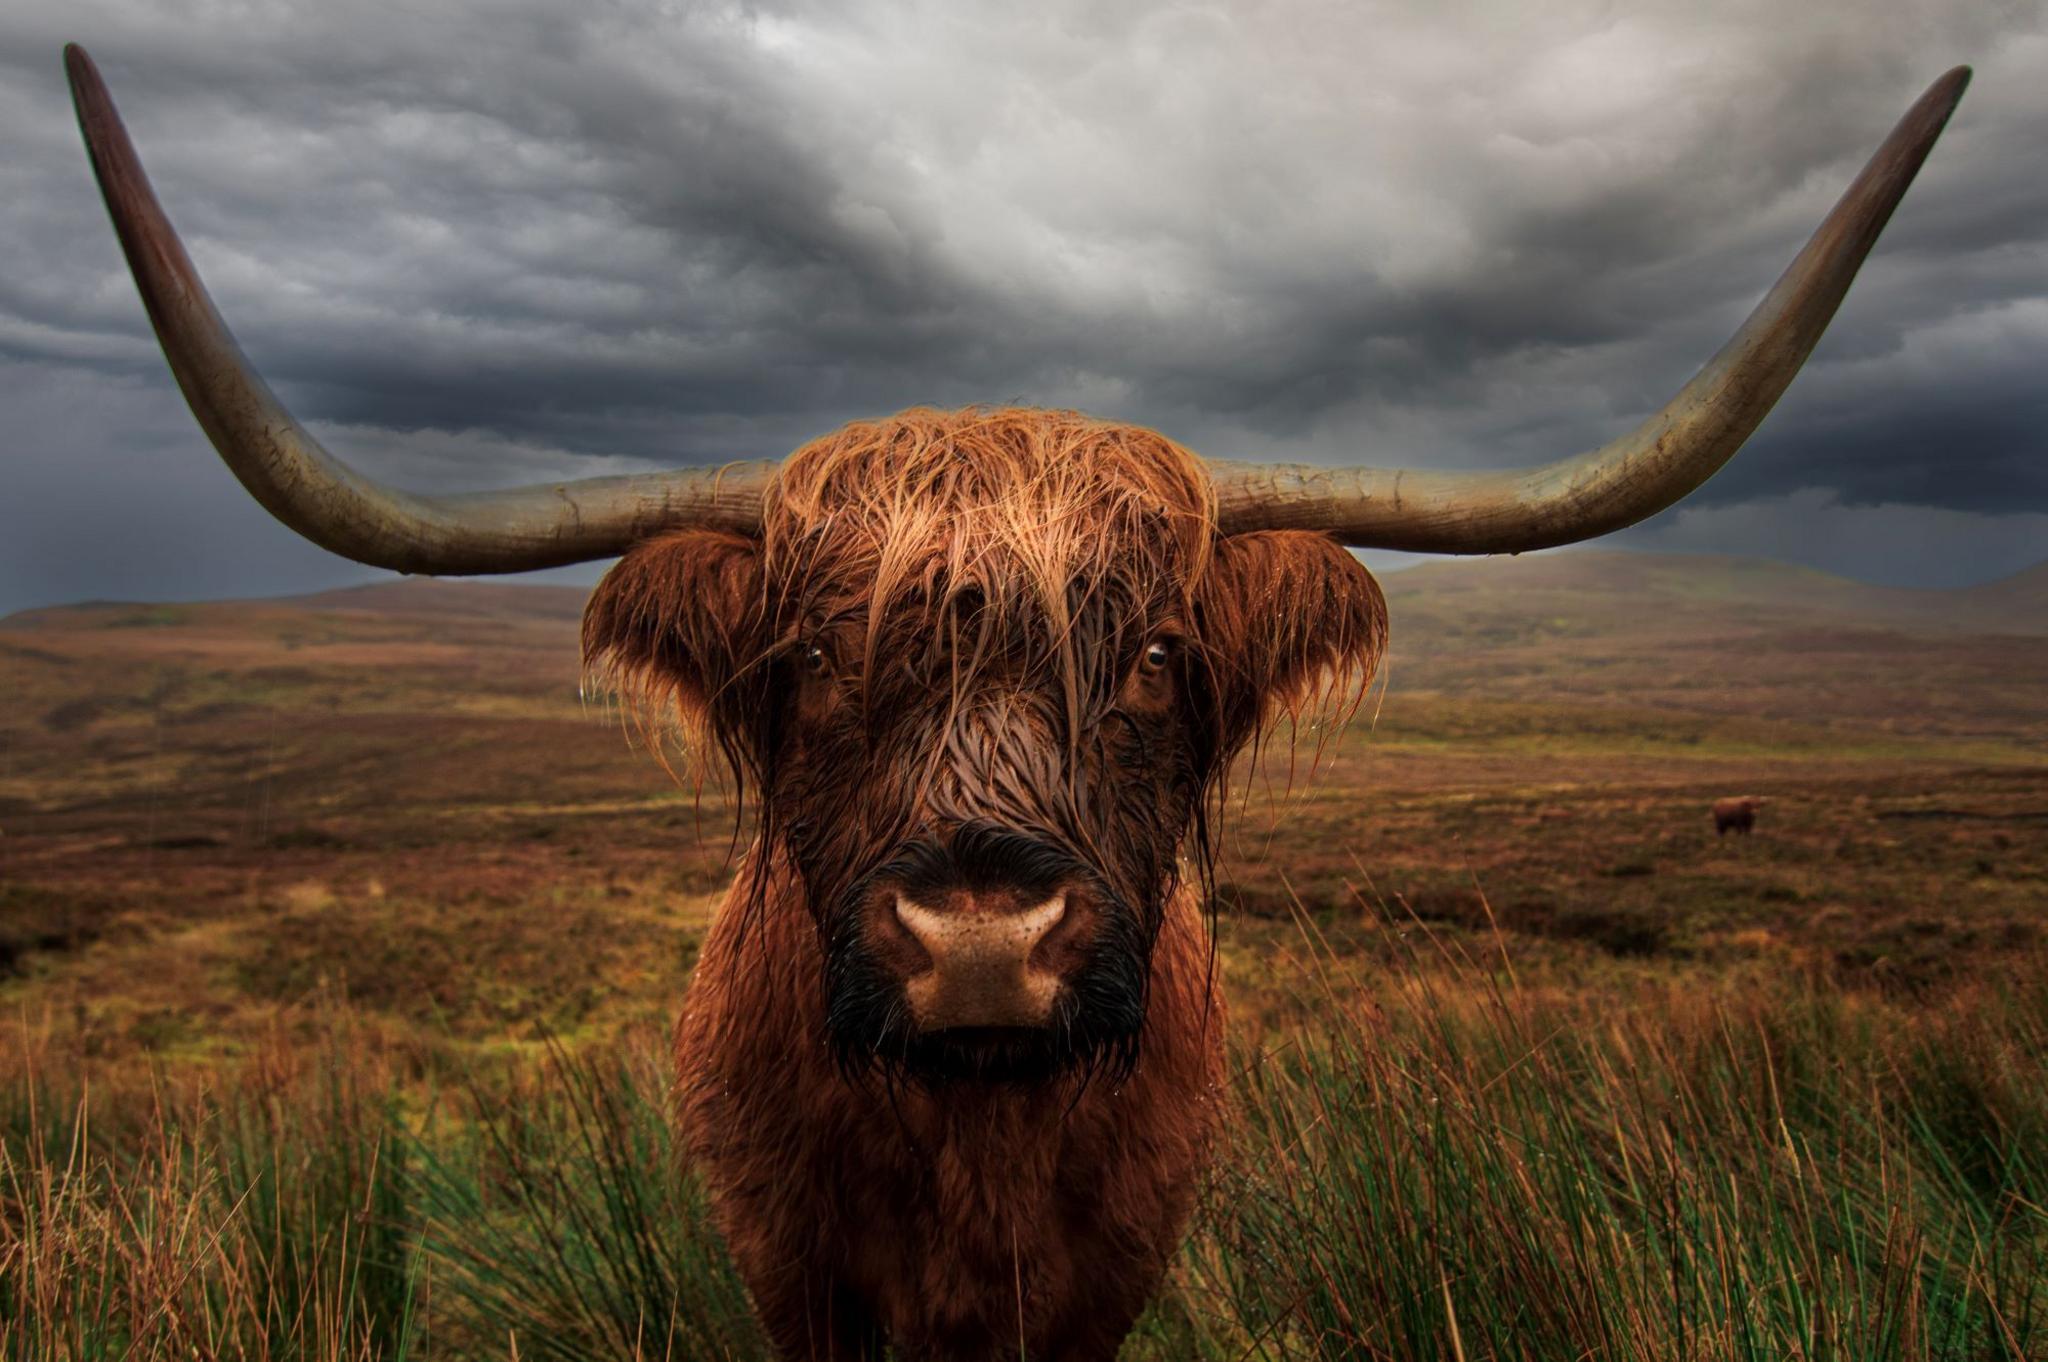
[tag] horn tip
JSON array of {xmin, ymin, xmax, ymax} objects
[
  {"xmin": 63, "ymin": 43, "xmax": 105, "ymax": 106},
  {"xmin": 1929, "ymin": 64, "xmax": 1973, "ymax": 113}
]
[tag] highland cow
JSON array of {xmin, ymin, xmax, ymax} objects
[
  {"xmin": 62, "ymin": 43, "xmax": 1966, "ymax": 1360},
  {"xmin": 1715, "ymin": 795, "xmax": 1768, "ymax": 836},
  {"xmin": 578, "ymin": 408, "xmax": 1385, "ymax": 1356}
]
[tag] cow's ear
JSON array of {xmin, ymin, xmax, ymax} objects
[
  {"xmin": 1195, "ymin": 530, "xmax": 1388, "ymax": 750},
  {"xmin": 583, "ymin": 530, "xmax": 768, "ymax": 737}
]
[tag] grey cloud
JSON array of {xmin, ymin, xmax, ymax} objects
[
  {"xmin": 1617, "ymin": 488, "xmax": 2048, "ymax": 589},
  {"xmin": 1, "ymin": 0, "xmax": 2043, "ymax": 615}
]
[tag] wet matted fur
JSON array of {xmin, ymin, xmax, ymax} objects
[{"xmin": 584, "ymin": 406, "xmax": 1388, "ymax": 1360}]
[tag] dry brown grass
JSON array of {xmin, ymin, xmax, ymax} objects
[{"xmin": 1, "ymin": 553, "xmax": 2044, "ymax": 1356}]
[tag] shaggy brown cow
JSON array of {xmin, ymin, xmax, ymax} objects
[
  {"xmin": 1715, "ymin": 795, "xmax": 1768, "ymax": 836},
  {"xmin": 580, "ymin": 409, "xmax": 1381, "ymax": 1356},
  {"xmin": 62, "ymin": 44, "xmax": 1966, "ymax": 1361}
]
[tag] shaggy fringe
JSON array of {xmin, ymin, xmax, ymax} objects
[
  {"xmin": 583, "ymin": 405, "xmax": 1387, "ymax": 866},
  {"xmin": 762, "ymin": 405, "xmax": 1216, "ymax": 731}
]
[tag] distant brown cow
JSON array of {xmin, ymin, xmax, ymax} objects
[
  {"xmin": 64, "ymin": 44, "xmax": 1966, "ymax": 1362},
  {"xmin": 1714, "ymin": 796, "xmax": 1768, "ymax": 836}
]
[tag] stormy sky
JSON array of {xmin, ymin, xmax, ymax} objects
[{"xmin": 2, "ymin": 0, "xmax": 2043, "ymax": 614}]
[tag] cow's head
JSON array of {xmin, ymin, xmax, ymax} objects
[
  {"xmin": 583, "ymin": 408, "xmax": 1385, "ymax": 1078},
  {"xmin": 62, "ymin": 45, "xmax": 1967, "ymax": 1078}
]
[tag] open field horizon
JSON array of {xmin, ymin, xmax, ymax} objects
[
  {"xmin": 6, "ymin": 547, "xmax": 2044, "ymax": 1035},
  {"xmin": 5, "ymin": 546, "xmax": 2046, "ymax": 1358}
]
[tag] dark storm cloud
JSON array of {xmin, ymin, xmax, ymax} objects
[{"xmin": 2, "ymin": 0, "xmax": 2044, "ymax": 612}]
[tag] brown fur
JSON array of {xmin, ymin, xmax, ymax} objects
[
  {"xmin": 584, "ymin": 407, "xmax": 1387, "ymax": 1359},
  {"xmin": 679, "ymin": 858, "xmax": 1222, "ymax": 1360},
  {"xmin": 1714, "ymin": 795, "xmax": 1766, "ymax": 836}
]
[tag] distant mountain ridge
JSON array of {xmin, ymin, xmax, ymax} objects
[
  {"xmin": 3, "ymin": 549, "xmax": 2041, "ymax": 766},
  {"xmin": 2, "ymin": 578, "xmax": 589, "ymax": 632},
  {"xmin": 6, "ymin": 550, "xmax": 2044, "ymax": 638},
  {"xmin": 284, "ymin": 579, "xmax": 590, "ymax": 621},
  {"xmin": 1378, "ymin": 551, "xmax": 2048, "ymax": 642}
]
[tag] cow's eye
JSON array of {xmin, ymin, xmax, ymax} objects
[
  {"xmin": 801, "ymin": 643, "xmax": 831, "ymax": 677},
  {"xmin": 1140, "ymin": 639, "xmax": 1173, "ymax": 674}
]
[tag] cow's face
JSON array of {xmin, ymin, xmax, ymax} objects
[{"xmin": 587, "ymin": 409, "xmax": 1385, "ymax": 1082}]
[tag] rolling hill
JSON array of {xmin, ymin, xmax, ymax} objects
[
  {"xmin": 1, "ymin": 547, "xmax": 2043, "ymax": 1065},
  {"xmin": 4, "ymin": 551, "xmax": 2044, "ymax": 832}
]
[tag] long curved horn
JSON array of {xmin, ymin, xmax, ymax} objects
[
  {"xmin": 1208, "ymin": 67, "xmax": 1971, "ymax": 552},
  {"xmin": 65, "ymin": 43, "xmax": 772, "ymax": 575}
]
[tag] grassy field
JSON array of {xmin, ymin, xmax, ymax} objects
[{"xmin": 2, "ymin": 550, "xmax": 2045, "ymax": 1358}]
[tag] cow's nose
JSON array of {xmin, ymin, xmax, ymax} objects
[{"xmin": 894, "ymin": 892, "xmax": 1066, "ymax": 1029}]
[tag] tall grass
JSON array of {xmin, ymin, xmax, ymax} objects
[
  {"xmin": 1194, "ymin": 910, "xmax": 2048, "ymax": 1360},
  {"xmin": 1, "ymin": 1051, "xmax": 426, "ymax": 1360},
  {"xmin": 6, "ymin": 928, "xmax": 2045, "ymax": 1359},
  {"xmin": 412, "ymin": 1042, "xmax": 763, "ymax": 1360},
  {"xmin": 1, "ymin": 1033, "xmax": 762, "ymax": 1360}
]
